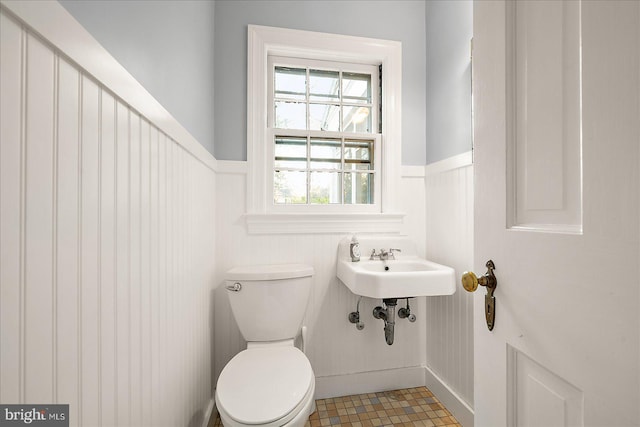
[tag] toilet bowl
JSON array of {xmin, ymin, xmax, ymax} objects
[
  {"xmin": 215, "ymin": 264, "xmax": 316, "ymax": 426},
  {"xmin": 216, "ymin": 341, "xmax": 315, "ymax": 426}
]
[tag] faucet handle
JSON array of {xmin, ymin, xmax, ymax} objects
[
  {"xmin": 389, "ymin": 248, "xmax": 401, "ymax": 259},
  {"xmin": 370, "ymin": 249, "xmax": 379, "ymax": 260}
]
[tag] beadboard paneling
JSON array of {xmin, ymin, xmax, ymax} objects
[
  {"xmin": 214, "ymin": 172, "xmax": 427, "ymax": 396},
  {"xmin": 24, "ymin": 30, "xmax": 56, "ymax": 404},
  {"xmin": 0, "ymin": 8, "xmax": 216, "ymax": 427},
  {"xmin": 425, "ymin": 164, "xmax": 474, "ymax": 408},
  {"xmin": 0, "ymin": 9, "xmax": 23, "ymax": 405}
]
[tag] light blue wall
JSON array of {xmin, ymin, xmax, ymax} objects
[
  {"xmin": 59, "ymin": 0, "xmax": 216, "ymax": 155},
  {"xmin": 60, "ymin": 1, "xmax": 472, "ymax": 165},
  {"xmin": 214, "ymin": 0, "xmax": 427, "ymax": 164},
  {"xmin": 425, "ymin": 0, "xmax": 473, "ymax": 164}
]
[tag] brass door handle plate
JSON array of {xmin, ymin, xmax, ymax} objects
[{"xmin": 462, "ymin": 260, "xmax": 497, "ymax": 331}]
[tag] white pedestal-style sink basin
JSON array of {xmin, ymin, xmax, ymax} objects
[{"xmin": 337, "ymin": 236, "xmax": 456, "ymax": 299}]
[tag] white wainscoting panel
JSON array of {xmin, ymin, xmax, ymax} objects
[
  {"xmin": 401, "ymin": 166, "xmax": 427, "ymax": 257},
  {"xmin": 0, "ymin": 8, "xmax": 216, "ymax": 427},
  {"xmin": 424, "ymin": 163, "xmax": 474, "ymax": 411},
  {"xmin": 214, "ymin": 172, "xmax": 427, "ymax": 398}
]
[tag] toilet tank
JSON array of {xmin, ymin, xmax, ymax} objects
[{"xmin": 224, "ymin": 264, "xmax": 313, "ymax": 342}]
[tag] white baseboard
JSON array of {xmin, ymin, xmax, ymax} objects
[
  {"xmin": 314, "ymin": 366, "xmax": 426, "ymax": 400},
  {"xmin": 424, "ymin": 366, "xmax": 474, "ymax": 427},
  {"xmin": 202, "ymin": 398, "xmax": 216, "ymax": 427}
]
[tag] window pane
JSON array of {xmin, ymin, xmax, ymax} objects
[
  {"xmin": 275, "ymin": 136, "xmax": 307, "ymax": 158},
  {"xmin": 343, "ymin": 172, "xmax": 373, "ymax": 204},
  {"xmin": 275, "ymin": 101, "xmax": 306, "ymax": 129},
  {"xmin": 309, "ymin": 104, "xmax": 340, "ymax": 131},
  {"xmin": 310, "ymin": 138, "xmax": 341, "ymax": 169},
  {"xmin": 274, "ymin": 171, "xmax": 307, "ymax": 204},
  {"xmin": 275, "ymin": 67, "xmax": 306, "ymax": 101},
  {"xmin": 343, "ymin": 72, "xmax": 371, "ymax": 103},
  {"xmin": 344, "ymin": 140, "xmax": 372, "ymax": 161},
  {"xmin": 310, "ymin": 138, "xmax": 341, "ymax": 160},
  {"xmin": 343, "ymin": 106, "xmax": 372, "ymax": 133},
  {"xmin": 310, "ymin": 171, "xmax": 341, "ymax": 204},
  {"xmin": 309, "ymin": 69, "xmax": 339, "ymax": 101}
]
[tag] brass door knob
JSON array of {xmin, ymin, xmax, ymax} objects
[
  {"xmin": 461, "ymin": 260, "xmax": 496, "ymax": 293},
  {"xmin": 461, "ymin": 271, "xmax": 479, "ymax": 292}
]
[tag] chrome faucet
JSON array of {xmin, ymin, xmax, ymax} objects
[
  {"xmin": 370, "ymin": 248, "xmax": 401, "ymax": 260},
  {"xmin": 370, "ymin": 249, "xmax": 386, "ymax": 260}
]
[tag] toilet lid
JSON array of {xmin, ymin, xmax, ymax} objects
[
  {"xmin": 225, "ymin": 264, "xmax": 314, "ymax": 281},
  {"xmin": 217, "ymin": 346, "xmax": 314, "ymax": 425}
]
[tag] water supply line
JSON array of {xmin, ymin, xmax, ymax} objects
[{"xmin": 348, "ymin": 296, "xmax": 365, "ymax": 330}]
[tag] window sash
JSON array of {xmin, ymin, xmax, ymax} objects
[
  {"xmin": 268, "ymin": 56, "xmax": 380, "ymax": 134},
  {"xmin": 273, "ymin": 135, "xmax": 374, "ymax": 205},
  {"xmin": 267, "ymin": 128, "xmax": 381, "ymax": 212}
]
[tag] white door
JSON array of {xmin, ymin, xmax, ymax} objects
[{"xmin": 472, "ymin": 1, "xmax": 639, "ymax": 426}]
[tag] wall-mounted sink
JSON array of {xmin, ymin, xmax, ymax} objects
[{"xmin": 337, "ymin": 236, "xmax": 455, "ymax": 299}]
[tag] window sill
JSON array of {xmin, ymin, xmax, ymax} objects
[{"xmin": 244, "ymin": 212, "xmax": 405, "ymax": 235}]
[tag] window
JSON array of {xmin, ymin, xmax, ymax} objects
[
  {"xmin": 246, "ymin": 25, "xmax": 403, "ymax": 233},
  {"xmin": 268, "ymin": 57, "xmax": 381, "ymax": 207}
]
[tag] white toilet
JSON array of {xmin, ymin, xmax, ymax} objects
[{"xmin": 215, "ymin": 264, "xmax": 316, "ymax": 427}]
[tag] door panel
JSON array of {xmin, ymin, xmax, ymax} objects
[
  {"xmin": 508, "ymin": 0, "xmax": 582, "ymax": 232},
  {"xmin": 508, "ymin": 345, "xmax": 584, "ymax": 426},
  {"xmin": 473, "ymin": 1, "xmax": 639, "ymax": 426}
]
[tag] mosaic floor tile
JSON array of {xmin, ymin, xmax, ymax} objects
[{"xmin": 211, "ymin": 386, "xmax": 461, "ymax": 427}]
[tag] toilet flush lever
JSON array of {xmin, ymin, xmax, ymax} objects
[{"xmin": 226, "ymin": 282, "xmax": 242, "ymax": 292}]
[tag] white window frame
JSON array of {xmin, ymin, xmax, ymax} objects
[{"xmin": 246, "ymin": 25, "xmax": 403, "ymax": 234}]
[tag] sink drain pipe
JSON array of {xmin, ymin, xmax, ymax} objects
[
  {"xmin": 373, "ymin": 298, "xmax": 398, "ymax": 345},
  {"xmin": 384, "ymin": 302, "xmax": 396, "ymax": 345}
]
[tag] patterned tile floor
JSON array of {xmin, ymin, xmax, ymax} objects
[{"xmin": 211, "ymin": 386, "xmax": 461, "ymax": 427}]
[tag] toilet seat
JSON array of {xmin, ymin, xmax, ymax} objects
[{"xmin": 216, "ymin": 346, "xmax": 314, "ymax": 426}]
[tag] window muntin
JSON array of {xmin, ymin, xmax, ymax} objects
[{"xmin": 269, "ymin": 56, "xmax": 379, "ymax": 207}]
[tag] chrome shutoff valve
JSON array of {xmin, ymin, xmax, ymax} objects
[
  {"xmin": 398, "ymin": 298, "xmax": 416, "ymax": 322},
  {"xmin": 348, "ymin": 311, "xmax": 365, "ymax": 330}
]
